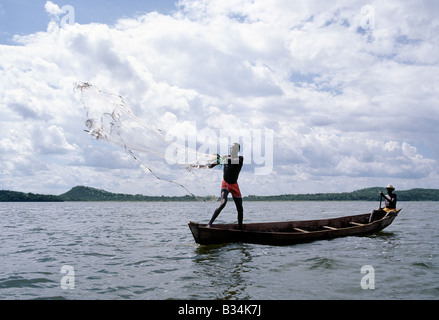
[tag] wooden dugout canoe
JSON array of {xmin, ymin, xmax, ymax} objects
[{"xmin": 188, "ymin": 209, "xmax": 401, "ymax": 246}]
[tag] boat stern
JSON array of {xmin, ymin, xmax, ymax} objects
[{"xmin": 188, "ymin": 222, "xmax": 201, "ymax": 244}]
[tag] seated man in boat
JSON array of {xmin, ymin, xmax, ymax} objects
[
  {"xmin": 369, "ymin": 184, "xmax": 398, "ymax": 223},
  {"xmin": 190, "ymin": 142, "xmax": 244, "ymax": 229}
]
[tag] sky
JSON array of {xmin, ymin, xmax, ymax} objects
[{"xmin": 0, "ymin": 0, "xmax": 438, "ymax": 197}]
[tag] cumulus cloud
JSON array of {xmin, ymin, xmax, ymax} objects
[
  {"xmin": 32, "ymin": 124, "xmax": 78, "ymax": 154},
  {"xmin": 0, "ymin": 0, "xmax": 438, "ymax": 195},
  {"xmin": 44, "ymin": 1, "xmax": 63, "ymax": 16}
]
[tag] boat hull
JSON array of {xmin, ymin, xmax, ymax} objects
[{"xmin": 188, "ymin": 210, "xmax": 400, "ymax": 246}]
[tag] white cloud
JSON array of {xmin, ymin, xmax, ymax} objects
[
  {"xmin": 32, "ymin": 124, "xmax": 78, "ymax": 154},
  {"xmin": 0, "ymin": 0, "xmax": 438, "ymax": 195},
  {"xmin": 44, "ymin": 1, "xmax": 63, "ymax": 16}
]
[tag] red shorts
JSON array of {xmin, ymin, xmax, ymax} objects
[{"xmin": 221, "ymin": 180, "xmax": 242, "ymax": 198}]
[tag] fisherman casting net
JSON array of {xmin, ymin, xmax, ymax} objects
[{"xmin": 76, "ymin": 82, "xmax": 218, "ymax": 196}]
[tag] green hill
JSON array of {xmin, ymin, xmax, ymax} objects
[
  {"xmin": 58, "ymin": 186, "xmax": 197, "ymax": 201},
  {"xmin": 59, "ymin": 186, "xmax": 120, "ymax": 201}
]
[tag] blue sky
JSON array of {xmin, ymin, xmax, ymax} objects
[
  {"xmin": 0, "ymin": 0, "xmax": 438, "ymax": 196},
  {"xmin": 0, "ymin": 0, "xmax": 177, "ymax": 44}
]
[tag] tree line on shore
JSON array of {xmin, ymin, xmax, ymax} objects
[{"xmin": 1, "ymin": 186, "xmax": 438, "ymax": 202}]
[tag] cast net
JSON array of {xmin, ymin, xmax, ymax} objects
[{"xmin": 76, "ymin": 82, "xmax": 218, "ymax": 196}]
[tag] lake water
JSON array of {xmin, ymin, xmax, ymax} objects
[{"xmin": 0, "ymin": 201, "xmax": 438, "ymax": 300}]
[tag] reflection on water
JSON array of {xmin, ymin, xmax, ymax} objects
[
  {"xmin": 194, "ymin": 244, "xmax": 252, "ymax": 300},
  {"xmin": 368, "ymin": 231, "xmax": 396, "ymax": 239}
]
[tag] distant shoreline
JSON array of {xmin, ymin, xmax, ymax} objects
[{"xmin": 1, "ymin": 185, "xmax": 438, "ymax": 202}]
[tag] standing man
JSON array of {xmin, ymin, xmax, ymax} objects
[{"xmin": 207, "ymin": 143, "xmax": 244, "ymax": 229}]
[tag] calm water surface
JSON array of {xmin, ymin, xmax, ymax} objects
[{"xmin": 0, "ymin": 201, "xmax": 438, "ymax": 300}]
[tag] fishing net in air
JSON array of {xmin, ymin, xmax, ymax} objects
[{"xmin": 76, "ymin": 82, "xmax": 218, "ymax": 196}]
